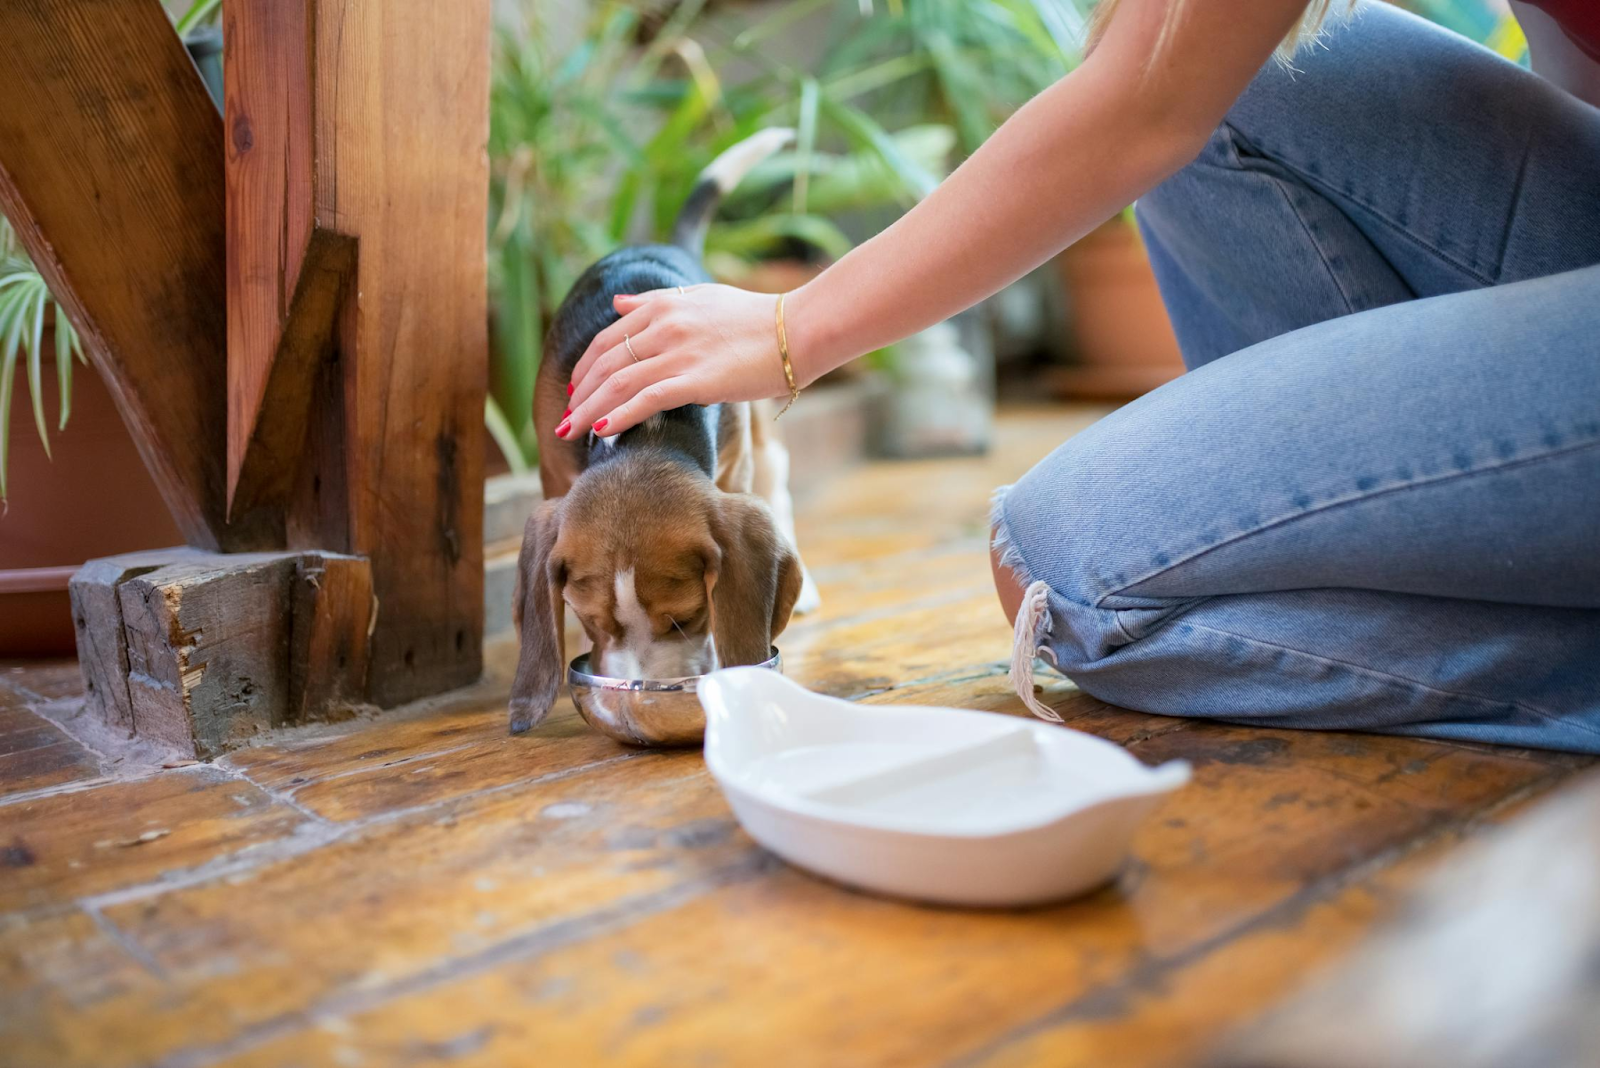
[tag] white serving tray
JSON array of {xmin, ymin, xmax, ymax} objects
[{"xmin": 697, "ymin": 668, "xmax": 1190, "ymax": 907}]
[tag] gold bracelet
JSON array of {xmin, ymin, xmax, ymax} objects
[{"xmin": 774, "ymin": 292, "xmax": 800, "ymax": 417}]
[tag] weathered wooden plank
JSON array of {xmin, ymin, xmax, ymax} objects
[
  {"xmin": 176, "ymin": 719, "xmax": 1562, "ymax": 1068},
  {"xmin": 52, "ymin": 758, "xmax": 752, "ymax": 1067},
  {"xmin": 0, "ymin": 0, "xmax": 276, "ymax": 550},
  {"xmin": 281, "ymin": 704, "xmax": 634, "ymax": 823},
  {"xmin": 0, "ymin": 910, "xmax": 160, "ymax": 1068},
  {"xmin": 0, "ymin": 661, "xmax": 84, "ymax": 702},
  {"xmin": 223, "ymin": 0, "xmax": 316, "ymax": 507},
  {"xmin": 298, "ymin": 0, "xmax": 491, "ymax": 706},
  {"xmin": 0, "ymin": 766, "xmax": 306, "ymax": 914},
  {"xmin": 1209, "ymin": 770, "xmax": 1600, "ymax": 1068},
  {"xmin": 118, "ymin": 554, "xmax": 298, "ymax": 758},
  {"xmin": 0, "ymin": 688, "xmax": 99, "ymax": 799}
]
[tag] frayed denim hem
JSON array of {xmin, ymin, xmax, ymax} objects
[
  {"xmin": 991, "ymin": 483, "xmax": 1068, "ymax": 723},
  {"xmin": 988, "ymin": 484, "xmax": 1033, "ymax": 585}
]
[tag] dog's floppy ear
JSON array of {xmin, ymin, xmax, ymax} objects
[
  {"xmin": 705, "ymin": 494, "xmax": 802, "ymax": 667},
  {"xmin": 510, "ymin": 498, "xmax": 567, "ymax": 734}
]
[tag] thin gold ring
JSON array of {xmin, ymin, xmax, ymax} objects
[{"xmin": 624, "ymin": 333, "xmax": 640, "ymax": 362}]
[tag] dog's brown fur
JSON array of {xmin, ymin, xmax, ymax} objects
[{"xmin": 509, "ymin": 133, "xmax": 810, "ymax": 734}]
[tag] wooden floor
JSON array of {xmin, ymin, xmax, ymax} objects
[{"xmin": 1, "ymin": 407, "xmax": 1591, "ymax": 1068}]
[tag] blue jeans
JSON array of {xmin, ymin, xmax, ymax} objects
[{"xmin": 993, "ymin": 3, "xmax": 1600, "ymax": 753}]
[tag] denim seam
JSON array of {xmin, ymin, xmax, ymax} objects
[
  {"xmin": 1098, "ymin": 435, "xmax": 1600, "ymax": 604},
  {"xmin": 1489, "ymin": 131, "xmax": 1534, "ymax": 283},
  {"xmin": 1175, "ymin": 617, "xmax": 1600, "ymax": 740},
  {"xmin": 1221, "ymin": 124, "xmax": 1357, "ymax": 316},
  {"xmin": 1236, "ymin": 132, "xmax": 1497, "ymax": 288}
]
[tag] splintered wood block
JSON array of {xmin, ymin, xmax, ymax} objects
[
  {"xmin": 118, "ymin": 554, "xmax": 298, "ymax": 756},
  {"xmin": 69, "ymin": 549, "xmax": 205, "ymax": 736},
  {"xmin": 287, "ymin": 551, "xmax": 374, "ymax": 723},
  {"xmin": 71, "ymin": 549, "xmax": 375, "ymax": 759}
]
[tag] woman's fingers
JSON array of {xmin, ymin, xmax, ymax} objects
[
  {"xmin": 589, "ymin": 376, "xmax": 696, "ymax": 437},
  {"xmin": 569, "ymin": 323, "xmax": 662, "ymax": 412},
  {"xmin": 570, "ymin": 300, "xmax": 656, "ymax": 389},
  {"xmin": 562, "ymin": 351, "xmax": 681, "ymax": 438}
]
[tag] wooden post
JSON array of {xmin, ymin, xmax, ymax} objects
[
  {"xmin": 9, "ymin": 0, "xmax": 488, "ymax": 754},
  {"xmin": 227, "ymin": 0, "xmax": 490, "ymax": 705},
  {"xmin": 0, "ymin": 0, "xmax": 278, "ymax": 551}
]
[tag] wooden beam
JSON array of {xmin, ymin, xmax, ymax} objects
[
  {"xmin": 227, "ymin": 228, "xmax": 357, "ymax": 517},
  {"xmin": 224, "ymin": 0, "xmax": 316, "ymax": 507},
  {"xmin": 326, "ymin": 0, "xmax": 490, "ymax": 704},
  {"xmin": 0, "ymin": 0, "xmax": 277, "ymax": 551},
  {"xmin": 227, "ymin": 0, "xmax": 490, "ymax": 704}
]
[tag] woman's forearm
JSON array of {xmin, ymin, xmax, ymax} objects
[
  {"xmin": 785, "ymin": 0, "xmax": 1308, "ymax": 383},
  {"xmin": 561, "ymin": 0, "xmax": 1308, "ymax": 439}
]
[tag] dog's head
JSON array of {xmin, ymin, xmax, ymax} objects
[{"xmin": 509, "ymin": 455, "xmax": 801, "ymax": 733}]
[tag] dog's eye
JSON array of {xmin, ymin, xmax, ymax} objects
[{"xmin": 664, "ymin": 611, "xmax": 706, "ymax": 636}]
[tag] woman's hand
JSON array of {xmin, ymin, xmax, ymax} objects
[{"xmin": 559, "ymin": 284, "xmax": 791, "ymax": 439}]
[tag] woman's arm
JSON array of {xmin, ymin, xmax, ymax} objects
[{"xmin": 563, "ymin": 0, "xmax": 1308, "ymax": 439}]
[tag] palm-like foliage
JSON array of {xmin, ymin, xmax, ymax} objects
[{"xmin": 0, "ymin": 218, "xmax": 85, "ymax": 503}]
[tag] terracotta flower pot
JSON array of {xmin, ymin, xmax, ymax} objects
[
  {"xmin": 1050, "ymin": 218, "xmax": 1187, "ymax": 399},
  {"xmin": 0, "ymin": 347, "xmax": 182, "ymax": 655}
]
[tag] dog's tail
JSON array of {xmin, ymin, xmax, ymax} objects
[{"xmin": 670, "ymin": 127, "xmax": 796, "ymax": 256}]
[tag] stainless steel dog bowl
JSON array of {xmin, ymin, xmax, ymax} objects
[{"xmin": 568, "ymin": 648, "xmax": 782, "ymax": 747}]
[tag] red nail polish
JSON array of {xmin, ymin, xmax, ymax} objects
[
  {"xmin": 594, "ymin": 418, "xmax": 609, "ymax": 433},
  {"xmin": 562, "ymin": 408, "xmax": 571, "ymax": 418},
  {"xmin": 556, "ymin": 419, "xmax": 571, "ymax": 438},
  {"xmin": 566, "ymin": 383, "xmax": 574, "ymax": 397}
]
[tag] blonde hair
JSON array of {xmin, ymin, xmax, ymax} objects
[{"xmin": 1090, "ymin": 0, "xmax": 1355, "ymax": 67}]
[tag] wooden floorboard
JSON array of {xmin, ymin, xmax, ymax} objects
[{"xmin": 0, "ymin": 406, "xmax": 1589, "ymax": 1068}]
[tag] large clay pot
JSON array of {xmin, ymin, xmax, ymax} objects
[
  {"xmin": 1051, "ymin": 218, "xmax": 1187, "ymax": 399},
  {"xmin": 0, "ymin": 346, "xmax": 182, "ymax": 655}
]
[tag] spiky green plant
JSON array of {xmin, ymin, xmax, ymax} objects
[{"xmin": 0, "ymin": 218, "xmax": 86, "ymax": 503}]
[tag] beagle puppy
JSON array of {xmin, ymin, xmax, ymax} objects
[{"xmin": 510, "ymin": 128, "xmax": 817, "ymax": 734}]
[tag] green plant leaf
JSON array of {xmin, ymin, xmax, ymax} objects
[
  {"xmin": 485, "ymin": 396, "xmax": 531, "ymax": 476},
  {"xmin": 708, "ymin": 213, "xmax": 855, "ymax": 260},
  {"xmin": 733, "ymin": 0, "xmax": 836, "ymax": 52},
  {"xmin": 818, "ymin": 96, "xmax": 937, "ymax": 201},
  {"xmin": 0, "ymin": 283, "xmax": 31, "ymax": 502},
  {"xmin": 793, "ymin": 77, "xmax": 820, "ymax": 214},
  {"xmin": 174, "ymin": 0, "xmax": 222, "ymax": 35},
  {"xmin": 55, "ymin": 305, "xmax": 72, "ymax": 430},
  {"xmin": 25, "ymin": 284, "xmax": 49, "ymax": 459}
]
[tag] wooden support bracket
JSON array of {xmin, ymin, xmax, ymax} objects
[
  {"xmin": 0, "ymin": 0, "xmax": 278, "ymax": 551},
  {"xmin": 228, "ymin": 228, "xmax": 358, "ymax": 518}
]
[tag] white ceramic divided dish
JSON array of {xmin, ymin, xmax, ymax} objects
[{"xmin": 698, "ymin": 668, "xmax": 1190, "ymax": 907}]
